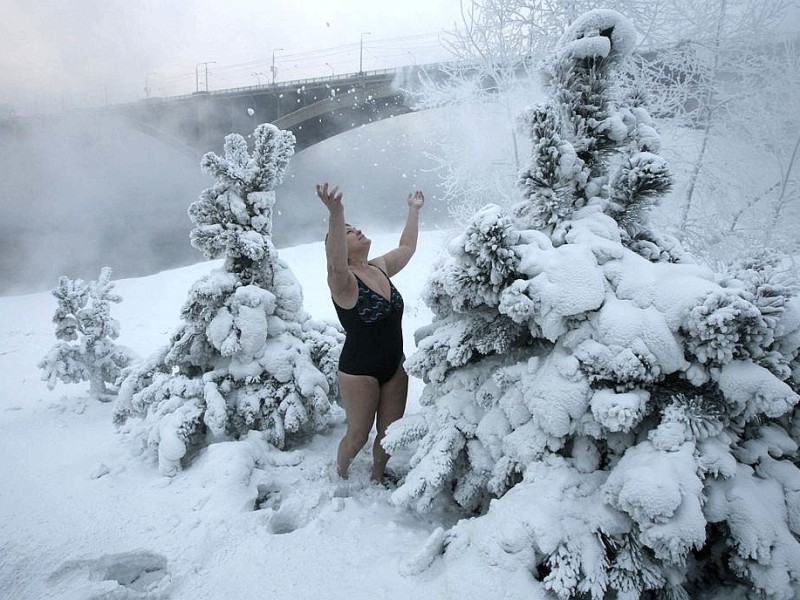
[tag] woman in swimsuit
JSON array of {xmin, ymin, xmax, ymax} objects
[{"xmin": 316, "ymin": 182, "xmax": 424, "ymax": 482}]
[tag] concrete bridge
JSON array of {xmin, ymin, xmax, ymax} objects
[{"xmin": 111, "ymin": 65, "xmax": 439, "ymax": 158}]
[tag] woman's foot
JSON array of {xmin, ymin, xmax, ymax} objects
[{"xmin": 372, "ymin": 469, "xmax": 401, "ymax": 489}]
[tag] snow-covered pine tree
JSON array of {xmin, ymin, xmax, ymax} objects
[
  {"xmin": 384, "ymin": 10, "xmax": 800, "ymax": 599},
  {"xmin": 38, "ymin": 267, "xmax": 132, "ymax": 401},
  {"xmin": 115, "ymin": 123, "xmax": 343, "ymax": 476}
]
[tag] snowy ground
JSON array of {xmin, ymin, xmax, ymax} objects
[{"xmin": 0, "ymin": 230, "xmax": 544, "ymax": 600}]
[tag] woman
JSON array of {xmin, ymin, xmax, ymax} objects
[{"xmin": 316, "ymin": 182, "xmax": 424, "ymax": 482}]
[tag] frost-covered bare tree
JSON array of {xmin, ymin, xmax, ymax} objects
[
  {"xmin": 722, "ymin": 36, "xmax": 800, "ymax": 256},
  {"xmin": 413, "ymin": 1, "xmax": 542, "ymax": 223},
  {"xmin": 641, "ymin": 1, "xmax": 796, "ymax": 231}
]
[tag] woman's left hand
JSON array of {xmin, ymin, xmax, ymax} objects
[{"xmin": 407, "ymin": 190, "xmax": 425, "ymax": 210}]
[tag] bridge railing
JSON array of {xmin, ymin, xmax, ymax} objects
[
  {"xmin": 209, "ymin": 68, "xmax": 396, "ymax": 96},
  {"xmin": 124, "ymin": 61, "xmax": 453, "ymax": 107}
]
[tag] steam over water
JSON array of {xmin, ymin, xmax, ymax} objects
[{"xmin": 0, "ymin": 110, "xmax": 448, "ymax": 296}]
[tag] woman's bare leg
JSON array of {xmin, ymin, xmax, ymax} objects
[
  {"xmin": 371, "ymin": 363, "xmax": 408, "ymax": 481},
  {"xmin": 337, "ymin": 372, "xmax": 380, "ymax": 478}
]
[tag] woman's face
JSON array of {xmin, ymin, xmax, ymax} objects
[{"xmin": 345, "ymin": 224, "xmax": 370, "ymax": 253}]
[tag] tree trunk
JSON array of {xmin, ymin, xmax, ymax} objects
[
  {"xmin": 766, "ymin": 131, "xmax": 800, "ymax": 244},
  {"xmin": 679, "ymin": 0, "xmax": 727, "ymax": 231},
  {"xmin": 679, "ymin": 118, "xmax": 713, "ymax": 229},
  {"xmin": 89, "ymin": 371, "xmax": 109, "ymax": 401}
]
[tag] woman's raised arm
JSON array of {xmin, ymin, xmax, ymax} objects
[
  {"xmin": 316, "ymin": 183, "xmax": 350, "ymax": 295},
  {"xmin": 374, "ymin": 190, "xmax": 424, "ymax": 277}
]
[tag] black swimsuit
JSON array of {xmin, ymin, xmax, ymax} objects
[{"xmin": 333, "ymin": 267, "xmax": 404, "ymax": 385}]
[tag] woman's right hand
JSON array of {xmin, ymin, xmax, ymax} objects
[{"xmin": 316, "ymin": 182, "xmax": 343, "ymax": 213}]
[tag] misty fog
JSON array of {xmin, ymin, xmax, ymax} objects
[{"xmin": 0, "ymin": 108, "xmax": 459, "ymax": 296}]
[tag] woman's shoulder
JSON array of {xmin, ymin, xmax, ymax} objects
[{"xmin": 368, "ymin": 257, "xmax": 388, "ymax": 275}]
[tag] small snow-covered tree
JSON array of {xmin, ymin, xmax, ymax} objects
[
  {"xmin": 38, "ymin": 267, "xmax": 132, "ymax": 401},
  {"xmin": 115, "ymin": 124, "xmax": 343, "ymax": 476},
  {"xmin": 386, "ymin": 10, "xmax": 800, "ymax": 599}
]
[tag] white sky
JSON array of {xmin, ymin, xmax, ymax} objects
[{"xmin": 1, "ymin": 0, "xmax": 463, "ymax": 114}]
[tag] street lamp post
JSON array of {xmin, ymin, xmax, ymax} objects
[
  {"xmin": 359, "ymin": 32, "xmax": 371, "ymax": 74},
  {"xmin": 325, "ymin": 62, "xmax": 335, "ymax": 76},
  {"xmin": 271, "ymin": 49, "xmax": 284, "ymax": 121},
  {"xmin": 271, "ymin": 49, "xmax": 284, "ymax": 86},
  {"xmin": 195, "ymin": 61, "xmax": 216, "ymax": 92},
  {"xmin": 144, "ymin": 73, "xmax": 153, "ymax": 98}
]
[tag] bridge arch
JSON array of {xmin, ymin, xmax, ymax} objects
[{"xmin": 273, "ymin": 80, "xmax": 411, "ymax": 143}]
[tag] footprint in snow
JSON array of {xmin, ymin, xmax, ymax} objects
[
  {"xmin": 253, "ymin": 457, "xmax": 351, "ymax": 534},
  {"xmin": 256, "ymin": 480, "xmax": 328, "ymax": 535},
  {"xmin": 48, "ymin": 550, "xmax": 170, "ymax": 599}
]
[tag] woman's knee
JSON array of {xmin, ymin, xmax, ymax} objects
[{"xmin": 344, "ymin": 428, "xmax": 371, "ymax": 451}]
